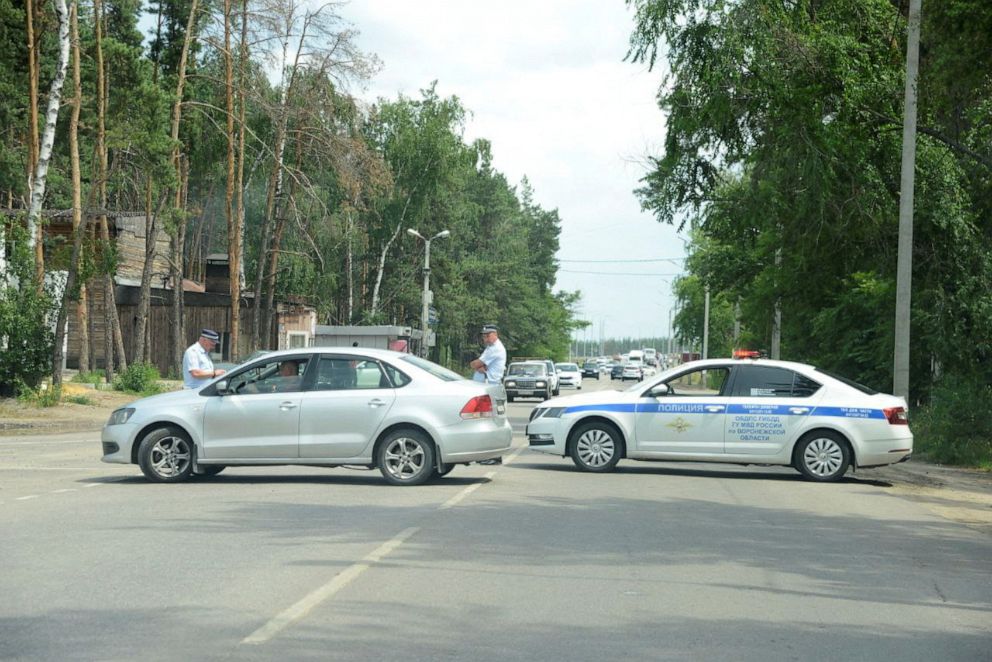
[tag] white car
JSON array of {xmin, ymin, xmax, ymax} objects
[
  {"xmin": 621, "ymin": 363, "xmax": 643, "ymax": 381},
  {"xmin": 526, "ymin": 358, "xmax": 912, "ymax": 482},
  {"xmin": 102, "ymin": 348, "xmax": 512, "ymax": 486},
  {"xmin": 555, "ymin": 362, "xmax": 583, "ymax": 390}
]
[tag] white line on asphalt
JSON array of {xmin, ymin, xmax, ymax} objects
[
  {"xmin": 52, "ymin": 488, "xmax": 78, "ymax": 494},
  {"xmin": 15, "ymin": 495, "xmax": 40, "ymax": 501},
  {"xmin": 0, "ymin": 467, "xmax": 104, "ymax": 471},
  {"xmin": 0, "ymin": 438, "xmax": 99, "ymax": 445},
  {"xmin": 438, "ymin": 447, "xmax": 524, "ymax": 510},
  {"xmin": 241, "ymin": 526, "xmax": 421, "ymax": 645},
  {"xmin": 83, "ymin": 483, "xmax": 104, "ymax": 488}
]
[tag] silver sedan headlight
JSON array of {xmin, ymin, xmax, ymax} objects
[{"xmin": 107, "ymin": 408, "xmax": 135, "ymax": 426}]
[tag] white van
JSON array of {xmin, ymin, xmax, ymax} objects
[{"xmin": 628, "ymin": 350, "xmax": 644, "ymax": 364}]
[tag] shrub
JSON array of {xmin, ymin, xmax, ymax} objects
[
  {"xmin": 66, "ymin": 394, "xmax": 94, "ymax": 405},
  {"xmin": 913, "ymin": 377, "xmax": 992, "ymax": 469},
  {"xmin": 0, "ymin": 226, "xmax": 57, "ymax": 397},
  {"xmin": 71, "ymin": 371, "xmax": 104, "ymax": 386},
  {"xmin": 16, "ymin": 382, "xmax": 62, "ymax": 408},
  {"xmin": 113, "ymin": 361, "xmax": 162, "ymax": 394}
]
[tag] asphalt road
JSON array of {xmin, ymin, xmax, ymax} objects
[{"xmin": 1, "ymin": 376, "xmax": 990, "ymax": 661}]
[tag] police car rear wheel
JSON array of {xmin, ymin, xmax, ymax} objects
[
  {"xmin": 795, "ymin": 431, "xmax": 850, "ymax": 482},
  {"xmin": 569, "ymin": 422, "xmax": 622, "ymax": 473}
]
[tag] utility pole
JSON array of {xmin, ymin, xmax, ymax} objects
[
  {"xmin": 894, "ymin": 0, "xmax": 921, "ymax": 401},
  {"xmin": 407, "ymin": 228, "xmax": 449, "ymax": 358},
  {"xmin": 702, "ymin": 285, "xmax": 710, "ymax": 360}
]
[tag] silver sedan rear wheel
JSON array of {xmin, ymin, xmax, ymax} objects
[
  {"xmin": 569, "ymin": 422, "xmax": 623, "ymax": 473},
  {"xmin": 796, "ymin": 432, "xmax": 850, "ymax": 482},
  {"xmin": 137, "ymin": 426, "xmax": 194, "ymax": 483},
  {"xmin": 377, "ymin": 429, "xmax": 436, "ymax": 486}
]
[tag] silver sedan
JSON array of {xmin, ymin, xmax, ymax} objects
[{"xmin": 102, "ymin": 348, "xmax": 512, "ymax": 485}]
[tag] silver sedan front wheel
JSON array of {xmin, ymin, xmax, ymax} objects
[
  {"xmin": 569, "ymin": 422, "xmax": 623, "ymax": 473},
  {"xmin": 377, "ymin": 429, "xmax": 436, "ymax": 486},
  {"xmin": 137, "ymin": 426, "xmax": 194, "ymax": 482},
  {"xmin": 795, "ymin": 432, "xmax": 850, "ymax": 482}
]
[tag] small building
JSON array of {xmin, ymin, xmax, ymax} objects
[{"xmin": 313, "ymin": 325, "xmax": 428, "ymax": 353}]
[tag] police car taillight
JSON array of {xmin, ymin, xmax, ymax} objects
[
  {"xmin": 883, "ymin": 406, "xmax": 908, "ymax": 425},
  {"xmin": 461, "ymin": 395, "xmax": 494, "ymax": 419}
]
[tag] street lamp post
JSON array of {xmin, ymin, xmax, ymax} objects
[{"xmin": 407, "ymin": 228, "xmax": 450, "ymax": 358}]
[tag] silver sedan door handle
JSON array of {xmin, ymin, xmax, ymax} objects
[
  {"xmin": 368, "ymin": 398, "xmax": 386, "ymax": 408},
  {"xmin": 280, "ymin": 401, "xmax": 298, "ymax": 410},
  {"xmin": 705, "ymin": 405, "xmax": 725, "ymax": 413}
]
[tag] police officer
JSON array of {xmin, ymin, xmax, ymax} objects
[
  {"xmin": 470, "ymin": 324, "xmax": 506, "ymax": 384},
  {"xmin": 183, "ymin": 329, "xmax": 226, "ymax": 389}
]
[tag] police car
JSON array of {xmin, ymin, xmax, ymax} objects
[{"xmin": 525, "ymin": 358, "xmax": 912, "ymax": 482}]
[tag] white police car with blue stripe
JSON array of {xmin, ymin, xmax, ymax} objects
[{"xmin": 525, "ymin": 358, "xmax": 912, "ymax": 481}]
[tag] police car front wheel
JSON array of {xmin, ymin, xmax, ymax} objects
[
  {"xmin": 795, "ymin": 431, "xmax": 850, "ymax": 482},
  {"xmin": 569, "ymin": 422, "xmax": 623, "ymax": 473}
]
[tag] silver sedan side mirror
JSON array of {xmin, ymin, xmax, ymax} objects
[{"xmin": 215, "ymin": 379, "xmax": 230, "ymax": 395}]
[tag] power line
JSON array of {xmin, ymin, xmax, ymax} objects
[
  {"xmin": 560, "ymin": 270, "xmax": 683, "ymax": 277},
  {"xmin": 558, "ymin": 257, "xmax": 687, "ymax": 263}
]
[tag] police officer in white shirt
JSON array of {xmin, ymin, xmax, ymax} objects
[
  {"xmin": 470, "ymin": 324, "xmax": 506, "ymax": 384},
  {"xmin": 183, "ymin": 329, "xmax": 226, "ymax": 389}
]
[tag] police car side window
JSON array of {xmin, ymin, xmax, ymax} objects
[
  {"xmin": 665, "ymin": 367, "xmax": 730, "ymax": 396},
  {"xmin": 730, "ymin": 366, "xmax": 796, "ymax": 398},
  {"xmin": 792, "ymin": 373, "xmax": 821, "ymax": 397}
]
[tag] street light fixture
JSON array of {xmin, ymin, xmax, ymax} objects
[{"xmin": 408, "ymin": 228, "xmax": 450, "ymax": 357}]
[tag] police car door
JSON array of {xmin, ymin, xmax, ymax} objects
[
  {"xmin": 723, "ymin": 365, "xmax": 824, "ymax": 458},
  {"xmin": 634, "ymin": 364, "xmax": 731, "ymax": 455}
]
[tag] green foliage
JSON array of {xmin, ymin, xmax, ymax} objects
[
  {"xmin": 0, "ymin": 227, "xmax": 57, "ymax": 398},
  {"xmin": 113, "ymin": 361, "xmax": 162, "ymax": 394},
  {"xmin": 913, "ymin": 378, "xmax": 992, "ymax": 469},
  {"xmin": 16, "ymin": 383, "xmax": 62, "ymax": 408},
  {"xmin": 71, "ymin": 371, "xmax": 105, "ymax": 386},
  {"xmin": 65, "ymin": 393, "xmax": 95, "ymax": 406}
]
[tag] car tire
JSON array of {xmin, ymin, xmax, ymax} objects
[
  {"xmin": 553, "ymin": 386, "xmax": 560, "ymax": 396},
  {"xmin": 569, "ymin": 421, "xmax": 623, "ymax": 473},
  {"xmin": 507, "ymin": 395, "xmax": 514, "ymax": 403},
  {"xmin": 545, "ymin": 388, "xmax": 553, "ymax": 400},
  {"xmin": 377, "ymin": 428, "xmax": 436, "ymax": 486},
  {"xmin": 137, "ymin": 426, "xmax": 194, "ymax": 483},
  {"xmin": 196, "ymin": 465, "xmax": 225, "ymax": 477},
  {"xmin": 794, "ymin": 431, "xmax": 850, "ymax": 482}
]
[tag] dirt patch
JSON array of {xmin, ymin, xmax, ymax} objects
[
  {"xmin": 866, "ymin": 461, "xmax": 992, "ymax": 534},
  {"xmin": 0, "ymin": 382, "xmax": 179, "ymax": 434}
]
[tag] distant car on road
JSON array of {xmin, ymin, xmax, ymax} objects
[
  {"xmin": 503, "ymin": 361, "xmax": 554, "ymax": 402},
  {"xmin": 582, "ymin": 361, "xmax": 600, "ymax": 380},
  {"xmin": 526, "ymin": 357, "xmax": 912, "ymax": 482},
  {"xmin": 555, "ymin": 363, "xmax": 582, "ymax": 390},
  {"xmin": 610, "ymin": 363, "xmax": 624, "ymax": 380},
  {"xmin": 621, "ymin": 363, "xmax": 644, "ymax": 381},
  {"xmin": 102, "ymin": 348, "xmax": 511, "ymax": 486}
]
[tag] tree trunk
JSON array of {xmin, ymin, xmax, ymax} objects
[
  {"xmin": 52, "ymin": 0, "xmax": 82, "ymax": 389},
  {"xmin": 134, "ymin": 187, "xmax": 166, "ymax": 364},
  {"xmin": 93, "ymin": 0, "xmax": 125, "ymax": 380},
  {"xmin": 169, "ymin": 0, "xmax": 199, "ymax": 376},
  {"xmin": 26, "ymin": 0, "xmax": 70, "ymax": 292},
  {"xmin": 223, "ymin": 0, "xmax": 240, "ymax": 361},
  {"xmin": 25, "ymin": 0, "xmax": 40, "ymax": 283}
]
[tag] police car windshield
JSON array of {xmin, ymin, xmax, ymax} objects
[{"xmin": 815, "ymin": 369, "xmax": 878, "ymax": 395}]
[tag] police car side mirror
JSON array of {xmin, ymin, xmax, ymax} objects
[{"xmin": 648, "ymin": 383, "xmax": 670, "ymax": 397}]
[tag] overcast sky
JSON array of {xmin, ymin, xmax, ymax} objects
[{"xmin": 342, "ymin": 1, "xmax": 687, "ymax": 343}]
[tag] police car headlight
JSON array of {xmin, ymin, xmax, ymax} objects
[{"xmin": 107, "ymin": 408, "xmax": 135, "ymax": 426}]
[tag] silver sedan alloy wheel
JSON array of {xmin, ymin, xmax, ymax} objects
[
  {"xmin": 576, "ymin": 428, "xmax": 616, "ymax": 468},
  {"xmin": 802, "ymin": 436, "xmax": 844, "ymax": 478},
  {"xmin": 383, "ymin": 435, "xmax": 427, "ymax": 482},
  {"xmin": 149, "ymin": 435, "xmax": 191, "ymax": 479}
]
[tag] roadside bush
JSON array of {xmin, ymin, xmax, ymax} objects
[
  {"xmin": 71, "ymin": 371, "xmax": 104, "ymax": 386},
  {"xmin": 913, "ymin": 377, "xmax": 992, "ymax": 469},
  {"xmin": 16, "ymin": 382, "xmax": 62, "ymax": 408},
  {"xmin": 0, "ymin": 226, "xmax": 57, "ymax": 397},
  {"xmin": 113, "ymin": 362, "xmax": 162, "ymax": 394}
]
